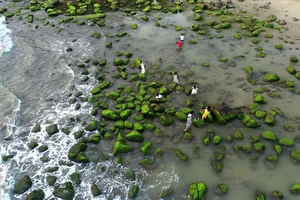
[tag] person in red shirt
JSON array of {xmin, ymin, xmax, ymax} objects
[{"xmin": 176, "ymin": 40, "xmax": 183, "ymax": 50}]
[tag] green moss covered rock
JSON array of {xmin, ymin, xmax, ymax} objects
[
  {"xmin": 188, "ymin": 182, "xmax": 207, "ymax": 200},
  {"xmin": 261, "ymin": 131, "xmax": 276, "ymax": 141},
  {"xmin": 243, "ymin": 114, "xmax": 260, "ymax": 128},
  {"xmin": 279, "ymin": 137, "xmax": 294, "ymax": 146},
  {"xmin": 113, "ymin": 141, "xmax": 133, "ymax": 156}
]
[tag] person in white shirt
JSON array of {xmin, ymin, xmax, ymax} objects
[
  {"xmin": 180, "ymin": 33, "xmax": 184, "ymax": 42},
  {"xmin": 184, "ymin": 113, "xmax": 192, "ymax": 131},
  {"xmin": 156, "ymin": 93, "xmax": 164, "ymax": 100},
  {"xmin": 140, "ymin": 61, "xmax": 145, "ymax": 74},
  {"xmin": 191, "ymin": 86, "xmax": 198, "ymax": 95},
  {"xmin": 173, "ymin": 72, "xmax": 179, "ymax": 84}
]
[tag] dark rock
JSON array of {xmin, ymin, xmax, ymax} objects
[
  {"xmin": 46, "ymin": 124, "xmax": 59, "ymax": 136},
  {"xmin": 13, "ymin": 175, "xmax": 32, "ymax": 194},
  {"xmin": 24, "ymin": 189, "xmax": 45, "ymax": 200}
]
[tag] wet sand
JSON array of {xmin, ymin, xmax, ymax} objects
[{"xmin": 233, "ymin": 0, "xmax": 300, "ymax": 38}]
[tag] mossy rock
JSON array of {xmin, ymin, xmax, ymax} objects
[
  {"xmin": 140, "ymin": 141, "xmax": 152, "ymax": 155},
  {"xmin": 255, "ymin": 110, "xmax": 267, "ymax": 118},
  {"xmin": 279, "ymin": 137, "xmax": 294, "ymax": 146},
  {"xmin": 266, "ymin": 155, "xmax": 278, "ymax": 162},
  {"xmin": 270, "ymin": 190, "xmax": 283, "ymax": 199},
  {"xmin": 141, "ymin": 15, "xmax": 149, "ymax": 21},
  {"xmin": 46, "ymin": 124, "xmax": 59, "ymax": 136},
  {"xmin": 113, "ymin": 141, "xmax": 133, "ymax": 156},
  {"xmin": 273, "ymin": 144, "xmax": 282, "ymax": 155},
  {"xmin": 243, "ymin": 114, "xmax": 260, "ymax": 128},
  {"xmin": 233, "ymin": 131, "xmax": 243, "ymax": 139},
  {"xmin": 234, "ymin": 33, "xmax": 242, "ymax": 40},
  {"xmin": 261, "ymin": 130, "xmax": 276, "ymax": 141},
  {"xmin": 188, "ymin": 182, "xmax": 207, "ymax": 200},
  {"xmin": 212, "ymin": 161, "xmax": 223, "ymax": 171},
  {"xmin": 254, "ymin": 94, "xmax": 267, "ymax": 104},
  {"xmin": 106, "ymin": 42, "xmax": 112, "ymax": 48},
  {"xmin": 130, "ymin": 23, "xmax": 138, "ymax": 29},
  {"xmin": 84, "ymin": 120, "xmax": 98, "ymax": 132},
  {"xmin": 263, "ymin": 73, "xmax": 280, "ymax": 82},
  {"xmin": 244, "ymin": 66, "xmax": 253, "ymax": 76},
  {"xmin": 275, "ymin": 44, "xmax": 283, "ymax": 50},
  {"xmin": 287, "ymin": 66, "xmax": 297, "ymax": 74},
  {"xmin": 252, "ymin": 39, "xmax": 259, "ymax": 44},
  {"xmin": 120, "ymin": 109, "xmax": 132, "ymax": 120},
  {"xmin": 202, "ymin": 62, "xmax": 210, "ymax": 67},
  {"xmin": 212, "ymin": 135, "xmax": 222, "ymax": 145},
  {"xmin": 218, "ymin": 57, "xmax": 228, "ymax": 62},
  {"xmin": 290, "ymin": 55, "xmax": 298, "ymax": 63},
  {"xmin": 159, "ymin": 115, "xmax": 173, "ymax": 126},
  {"xmin": 13, "ymin": 175, "xmax": 32, "ymax": 194},
  {"xmin": 291, "ymin": 150, "xmax": 300, "ymax": 163},
  {"xmin": 126, "ymin": 130, "xmax": 144, "ymax": 142},
  {"xmin": 176, "ymin": 25, "xmax": 182, "ymax": 31},
  {"xmin": 215, "ymin": 183, "xmax": 228, "ymax": 194},
  {"xmin": 138, "ymin": 158, "xmax": 156, "ymax": 169},
  {"xmin": 101, "ymin": 110, "xmax": 120, "ymax": 121},
  {"xmin": 290, "ymin": 183, "xmax": 300, "ymax": 194},
  {"xmin": 175, "ymin": 149, "xmax": 189, "ymax": 162},
  {"xmin": 241, "ymin": 146, "xmax": 252, "ymax": 154},
  {"xmin": 192, "ymin": 118, "xmax": 206, "ymax": 128},
  {"xmin": 1, "ymin": 154, "xmax": 14, "ymax": 162},
  {"xmin": 53, "ymin": 182, "xmax": 75, "ymax": 200},
  {"xmin": 128, "ymin": 184, "xmax": 139, "ymax": 198},
  {"xmin": 264, "ymin": 33, "xmax": 273, "ymax": 38},
  {"xmin": 253, "ymin": 143, "xmax": 266, "ymax": 152},
  {"xmin": 296, "ymin": 72, "xmax": 300, "ymax": 80},
  {"xmin": 70, "ymin": 172, "xmax": 81, "ymax": 186},
  {"xmin": 67, "ymin": 141, "xmax": 88, "ymax": 163},
  {"xmin": 264, "ymin": 113, "xmax": 276, "ymax": 125},
  {"xmin": 286, "ymin": 79, "xmax": 295, "ymax": 87},
  {"xmin": 91, "ymin": 184, "xmax": 101, "ymax": 197},
  {"xmin": 284, "ymin": 124, "xmax": 295, "ymax": 132},
  {"xmin": 256, "ymin": 51, "xmax": 266, "ymax": 58},
  {"xmin": 24, "ymin": 189, "xmax": 45, "ymax": 200},
  {"xmin": 32, "ymin": 123, "xmax": 41, "ymax": 133}
]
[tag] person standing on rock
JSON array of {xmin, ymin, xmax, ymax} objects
[
  {"xmin": 202, "ymin": 106, "xmax": 211, "ymax": 121},
  {"xmin": 140, "ymin": 61, "xmax": 145, "ymax": 74},
  {"xmin": 173, "ymin": 72, "xmax": 179, "ymax": 84},
  {"xmin": 180, "ymin": 33, "xmax": 184, "ymax": 42},
  {"xmin": 191, "ymin": 86, "xmax": 198, "ymax": 95},
  {"xmin": 184, "ymin": 113, "xmax": 192, "ymax": 131}
]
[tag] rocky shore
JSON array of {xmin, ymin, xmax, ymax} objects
[{"xmin": 1, "ymin": 0, "xmax": 300, "ymax": 199}]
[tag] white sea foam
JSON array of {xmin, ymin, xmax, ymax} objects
[{"xmin": 0, "ymin": 15, "xmax": 13, "ymax": 57}]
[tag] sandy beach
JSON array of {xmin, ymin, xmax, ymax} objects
[{"xmin": 232, "ymin": 0, "xmax": 300, "ymax": 38}]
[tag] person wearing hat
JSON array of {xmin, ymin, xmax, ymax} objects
[{"xmin": 184, "ymin": 113, "xmax": 192, "ymax": 131}]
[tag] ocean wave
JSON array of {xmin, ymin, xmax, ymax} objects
[{"xmin": 0, "ymin": 15, "xmax": 13, "ymax": 57}]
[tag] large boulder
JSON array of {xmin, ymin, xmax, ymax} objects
[
  {"xmin": 13, "ymin": 175, "xmax": 32, "ymax": 194},
  {"xmin": 211, "ymin": 104, "xmax": 237, "ymax": 124}
]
